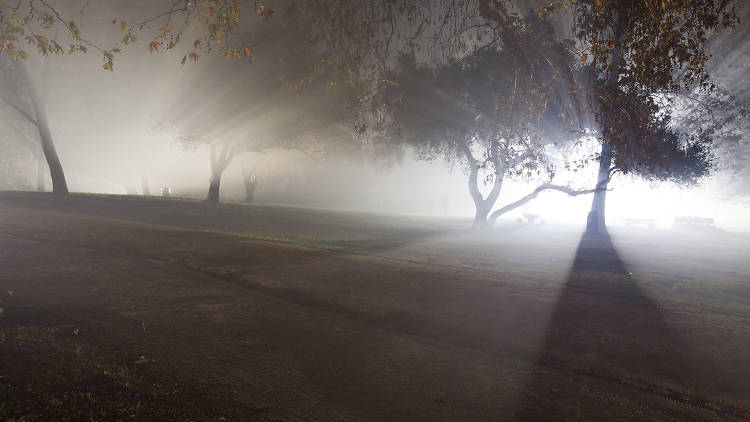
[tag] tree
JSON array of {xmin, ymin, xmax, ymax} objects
[
  {"xmin": 0, "ymin": 57, "xmax": 67, "ymax": 193},
  {"xmin": 554, "ymin": 0, "xmax": 740, "ymax": 233},
  {"xmin": 0, "ymin": 0, "xmax": 272, "ymax": 196},
  {"xmin": 157, "ymin": 4, "xmax": 360, "ymax": 203},
  {"xmin": 0, "ymin": 0, "xmax": 115, "ymax": 195},
  {"xmin": 382, "ymin": 43, "xmax": 597, "ymax": 228},
  {"xmin": 0, "ymin": 0, "xmax": 514, "ymax": 200},
  {"xmin": 665, "ymin": 87, "xmax": 750, "ymax": 179}
]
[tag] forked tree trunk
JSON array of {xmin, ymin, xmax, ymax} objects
[
  {"xmin": 473, "ymin": 202, "xmax": 493, "ymax": 228},
  {"xmin": 463, "ymin": 144, "xmax": 503, "ymax": 229},
  {"xmin": 586, "ymin": 144, "xmax": 612, "ymax": 234},
  {"xmin": 206, "ymin": 172, "xmax": 222, "ymax": 202},
  {"xmin": 16, "ymin": 61, "xmax": 68, "ymax": 195},
  {"xmin": 205, "ymin": 144, "xmax": 233, "ymax": 203}
]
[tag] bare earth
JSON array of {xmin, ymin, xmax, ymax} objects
[{"xmin": 1, "ymin": 192, "xmax": 749, "ymax": 421}]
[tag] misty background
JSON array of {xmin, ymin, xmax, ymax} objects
[{"xmin": 1, "ymin": 0, "xmax": 748, "ymax": 230}]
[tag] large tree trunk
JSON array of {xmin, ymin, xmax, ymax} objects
[
  {"xmin": 205, "ymin": 144, "xmax": 233, "ymax": 203},
  {"xmin": 206, "ymin": 172, "xmax": 222, "ymax": 202},
  {"xmin": 16, "ymin": 62, "xmax": 68, "ymax": 195},
  {"xmin": 586, "ymin": 144, "xmax": 612, "ymax": 234},
  {"xmin": 585, "ymin": 18, "xmax": 624, "ymax": 234},
  {"xmin": 463, "ymin": 144, "xmax": 503, "ymax": 229},
  {"xmin": 473, "ymin": 202, "xmax": 492, "ymax": 228}
]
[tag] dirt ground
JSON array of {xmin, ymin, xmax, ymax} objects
[{"xmin": 1, "ymin": 192, "xmax": 749, "ymax": 421}]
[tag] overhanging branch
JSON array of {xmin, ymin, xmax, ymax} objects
[{"xmin": 488, "ymin": 183, "xmax": 604, "ymax": 224}]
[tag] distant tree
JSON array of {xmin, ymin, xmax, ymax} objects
[
  {"xmin": 0, "ymin": 0, "xmax": 504, "ymax": 199},
  {"xmin": 0, "ymin": 0, "xmax": 270, "ymax": 196},
  {"xmin": 157, "ymin": 5, "xmax": 360, "ymax": 203},
  {"xmin": 0, "ymin": 58, "xmax": 67, "ymax": 193},
  {"xmin": 0, "ymin": 0, "xmax": 121, "ymax": 195}
]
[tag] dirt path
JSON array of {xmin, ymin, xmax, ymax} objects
[{"xmin": 1, "ymin": 196, "xmax": 749, "ymax": 421}]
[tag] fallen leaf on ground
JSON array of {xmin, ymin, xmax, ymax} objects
[{"xmin": 134, "ymin": 355, "xmax": 151, "ymax": 364}]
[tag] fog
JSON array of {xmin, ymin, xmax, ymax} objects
[
  {"xmin": 1, "ymin": 2, "xmax": 750, "ymax": 420},
  {"xmin": 7, "ymin": 55, "xmax": 749, "ymax": 230},
  {"xmin": 0, "ymin": 0, "xmax": 744, "ymax": 234}
]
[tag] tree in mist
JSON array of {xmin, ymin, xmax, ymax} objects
[
  {"xmin": 0, "ymin": 0, "xmax": 124, "ymax": 195},
  {"xmin": 381, "ymin": 41, "xmax": 597, "ymax": 228},
  {"xmin": 0, "ymin": 0, "xmax": 273, "ymax": 196},
  {"xmin": 548, "ymin": 0, "xmax": 740, "ymax": 233},
  {"xmin": 158, "ymin": 6, "xmax": 360, "ymax": 203},
  {"xmin": 0, "ymin": 58, "xmax": 66, "ymax": 193}
]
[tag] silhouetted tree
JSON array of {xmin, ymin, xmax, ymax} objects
[
  {"xmin": 382, "ymin": 45, "xmax": 596, "ymax": 228},
  {"xmin": 0, "ymin": 58, "xmax": 67, "ymax": 194},
  {"xmin": 555, "ymin": 0, "xmax": 740, "ymax": 233}
]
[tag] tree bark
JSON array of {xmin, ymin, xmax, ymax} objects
[
  {"xmin": 205, "ymin": 144, "xmax": 233, "ymax": 203},
  {"xmin": 473, "ymin": 202, "xmax": 492, "ymax": 228},
  {"xmin": 462, "ymin": 144, "xmax": 503, "ymax": 229},
  {"xmin": 585, "ymin": 17, "xmax": 625, "ymax": 234},
  {"xmin": 586, "ymin": 144, "xmax": 613, "ymax": 234},
  {"xmin": 206, "ymin": 171, "xmax": 222, "ymax": 202},
  {"xmin": 16, "ymin": 61, "xmax": 68, "ymax": 195}
]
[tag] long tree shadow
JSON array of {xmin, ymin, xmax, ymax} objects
[{"xmin": 513, "ymin": 232, "xmax": 705, "ymax": 421}]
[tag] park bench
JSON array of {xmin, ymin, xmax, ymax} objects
[{"xmin": 672, "ymin": 216, "xmax": 715, "ymax": 228}]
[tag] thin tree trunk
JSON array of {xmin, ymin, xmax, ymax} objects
[
  {"xmin": 586, "ymin": 144, "xmax": 612, "ymax": 234},
  {"xmin": 16, "ymin": 62, "xmax": 68, "ymax": 195},
  {"xmin": 243, "ymin": 174, "xmax": 257, "ymax": 203}
]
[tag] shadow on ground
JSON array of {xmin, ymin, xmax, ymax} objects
[{"xmin": 512, "ymin": 232, "xmax": 712, "ymax": 421}]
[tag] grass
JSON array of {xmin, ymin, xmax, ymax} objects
[{"xmin": 1, "ymin": 191, "xmax": 749, "ymax": 421}]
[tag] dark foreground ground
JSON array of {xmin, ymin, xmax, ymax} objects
[{"xmin": 1, "ymin": 192, "xmax": 749, "ymax": 421}]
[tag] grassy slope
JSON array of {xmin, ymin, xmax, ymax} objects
[{"xmin": 1, "ymin": 192, "xmax": 749, "ymax": 421}]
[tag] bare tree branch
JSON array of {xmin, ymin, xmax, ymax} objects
[{"xmin": 488, "ymin": 182, "xmax": 605, "ymax": 225}]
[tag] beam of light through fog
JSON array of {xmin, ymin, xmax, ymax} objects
[{"xmin": 0, "ymin": 0, "xmax": 746, "ymax": 232}]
